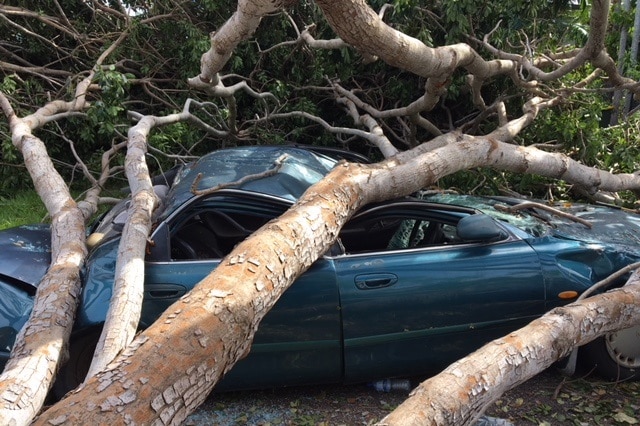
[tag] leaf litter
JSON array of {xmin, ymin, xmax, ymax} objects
[{"xmin": 186, "ymin": 369, "xmax": 639, "ymax": 425}]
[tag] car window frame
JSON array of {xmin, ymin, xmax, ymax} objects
[
  {"xmin": 332, "ymin": 200, "xmax": 515, "ymax": 257},
  {"xmin": 148, "ymin": 189, "xmax": 294, "ymax": 262}
]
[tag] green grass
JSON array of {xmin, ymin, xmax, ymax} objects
[{"xmin": 0, "ymin": 190, "xmax": 49, "ymax": 230}]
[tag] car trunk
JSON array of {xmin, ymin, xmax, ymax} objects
[{"xmin": 0, "ymin": 224, "xmax": 51, "ymax": 291}]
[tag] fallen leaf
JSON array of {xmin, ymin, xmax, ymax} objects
[{"xmin": 613, "ymin": 412, "xmax": 638, "ymax": 424}]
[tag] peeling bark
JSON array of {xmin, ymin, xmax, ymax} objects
[
  {"xmin": 87, "ymin": 99, "xmax": 225, "ymax": 378},
  {"xmin": 4, "ymin": 1, "xmax": 640, "ymax": 424},
  {"xmin": 85, "ymin": 117, "xmax": 158, "ymax": 379},
  {"xmin": 0, "ymin": 32, "xmax": 126, "ymax": 425},
  {"xmin": 189, "ymin": 0, "xmax": 293, "ymax": 88},
  {"xmin": 34, "ymin": 162, "xmax": 369, "ymax": 425}
]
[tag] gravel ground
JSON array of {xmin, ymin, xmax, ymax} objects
[
  {"xmin": 185, "ymin": 369, "xmax": 640, "ymax": 425},
  {"xmin": 185, "ymin": 381, "xmax": 404, "ymax": 425}
]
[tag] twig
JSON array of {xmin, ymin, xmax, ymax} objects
[
  {"xmin": 191, "ymin": 154, "xmax": 289, "ymax": 196},
  {"xmin": 578, "ymin": 261, "xmax": 640, "ymax": 300},
  {"xmin": 495, "ymin": 201, "xmax": 593, "ymax": 228}
]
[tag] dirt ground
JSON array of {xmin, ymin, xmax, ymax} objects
[{"xmin": 185, "ymin": 369, "xmax": 639, "ymax": 425}]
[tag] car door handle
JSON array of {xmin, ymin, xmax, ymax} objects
[
  {"xmin": 354, "ymin": 273, "xmax": 398, "ymax": 290},
  {"xmin": 145, "ymin": 284, "xmax": 187, "ymax": 299}
]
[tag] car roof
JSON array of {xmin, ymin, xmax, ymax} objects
[
  {"xmin": 155, "ymin": 147, "xmax": 549, "ymax": 237},
  {"xmin": 158, "ymin": 146, "xmax": 619, "ymax": 241},
  {"xmin": 157, "ymin": 146, "xmax": 339, "ymax": 220}
]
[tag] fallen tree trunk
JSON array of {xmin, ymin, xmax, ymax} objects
[{"xmin": 0, "ymin": 86, "xmax": 92, "ymax": 426}]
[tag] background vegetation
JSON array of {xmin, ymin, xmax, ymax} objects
[
  {"xmin": 1, "ymin": 0, "xmax": 639, "ymax": 203},
  {"xmin": 0, "ymin": 191, "xmax": 47, "ymax": 229}
]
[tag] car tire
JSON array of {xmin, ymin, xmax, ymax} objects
[
  {"xmin": 52, "ymin": 331, "xmax": 100, "ymax": 400},
  {"xmin": 580, "ymin": 325, "xmax": 640, "ymax": 381}
]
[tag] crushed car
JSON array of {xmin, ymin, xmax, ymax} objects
[{"xmin": 0, "ymin": 145, "xmax": 638, "ymax": 398}]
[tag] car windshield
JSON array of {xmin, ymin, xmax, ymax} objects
[{"xmin": 422, "ymin": 193, "xmax": 550, "ymax": 237}]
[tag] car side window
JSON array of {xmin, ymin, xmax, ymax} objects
[
  {"xmin": 170, "ymin": 213, "xmax": 223, "ymax": 260},
  {"xmin": 338, "ymin": 213, "xmax": 463, "ymax": 255},
  {"xmin": 169, "ymin": 209, "xmax": 271, "ymax": 260}
]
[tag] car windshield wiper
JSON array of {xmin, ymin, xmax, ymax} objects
[{"xmin": 494, "ymin": 201, "xmax": 593, "ymax": 229}]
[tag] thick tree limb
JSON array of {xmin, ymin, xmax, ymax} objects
[
  {"xmin": 0, "ymin": 30, "xmax": 128, "ymax": 425},
  {"xmin": 84, "ymin": 116, "xmax": 159, "ymax": 379},
  {"xmin": 188, "ymin": 0, "xmax": 291, "ymax": 88},
  {"xmin": 86, "ymin": 98, "xmax": 230, "ymax": 378},
  {"xmin": 5, "ymin": 1, "xmax": 640, "ymax": 424},
  {"xmin": 0, "ymin": 95, "xmax": 91, "ymax": 426},
  {"xmin": 314, "ymin": 0, "xmax": 518, "ymax": 111}
]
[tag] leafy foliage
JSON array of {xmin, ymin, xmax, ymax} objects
[{"xmin": 0, "ymin": 0, "xmax": 638, "ymax": 201}]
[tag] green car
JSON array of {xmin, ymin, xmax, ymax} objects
[{"xmin": 0, "ymin": 145, "xmax": 638, "ymax": 397}]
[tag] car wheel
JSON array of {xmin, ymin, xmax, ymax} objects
[
  {"xmin": 580, "ymin": 325, "xmax": 640, "ymax": 381},
  {"xmin": 52, "ymin": 331, "xmax": 100, "ymax": 400}
]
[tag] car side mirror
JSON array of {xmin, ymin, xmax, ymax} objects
[{"xmin": 457, "ymin": 214, "xmax": 507, "ymax": 242}]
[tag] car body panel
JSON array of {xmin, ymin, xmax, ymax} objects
[
  {"xmin": 0, "ymin": 225, "xmax": 51, "ymax": 365},
  {"xmin": 550, "ymin": 203, "xmax": 640, "ymax": 249},
  {"xmin": 0, "ymin": 224, "xmax": 51, "ymax": 290},
  {"xmin": 0, "ymin": 280, "xmax": 33, "ymax": 359},
  {"xmin": 140, "ymin": 258, "xmax": 343, "ymax": 390},
  {"xmin": 80, "ymin": 245, "xmax": 343, "ymax": 390},
  {"xmin": 158, "ymin": 146, "xmax": 337, "ymax": 221},
  {"xmin": 333, "ymin": 204, "xmax": 546, "ymax": 381},
  {"xmin": 79, "ymin": 185, "xmax": 344, "ymax": 391}
]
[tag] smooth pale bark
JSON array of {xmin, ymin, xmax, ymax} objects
[
  {"xmin": 189, "ymin": 0, "xmax": 297, "ymax": 88},
  {"xmin": 0, "ymin": 96, "xmax": 90, "ymax": 426},
  {"xmin": 85, "ymin": 117, "xmax": 158, "ymax": 379},
  {"xmin": 314, "ymin": 0, "xmax": 517, "ymax": 110},
  {"xmin": 315, "ymin": 0, "xmax": 640, "ymax": 111},
  {"xmin": 35, "ymin": 132, "xmax": 640, "ymax": 424},
  {"xmin": 381, "ymin": 280, "xmax": 640, "ymax": 425},
  {"xmin": 0, "ymin": 33, "xmax": 126, "ymax": 425}
]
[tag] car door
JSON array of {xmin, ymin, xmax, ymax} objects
[
  {"xmin": 333, "ymin": 202, "xmax": 546, "ymax": 382},
  {"xmin": 143, "ymin": 192, "xmax": 343, "ymax": 390}
]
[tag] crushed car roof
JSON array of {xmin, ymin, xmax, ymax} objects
[{"xmin": 159, "ymin": 146, "xmax": 339, "ymax": 219}]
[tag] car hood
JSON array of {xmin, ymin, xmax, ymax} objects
[
  {"xmin": 548, "ymin": 203, "xmax": 640, "ymax": 252},
  {"xmin": 424, "ymin": 193, "xmax": 640, "ymax": 254},
  {"xmin": 0, "ymin": 224, "xmax": 51, "ymax": 290}
]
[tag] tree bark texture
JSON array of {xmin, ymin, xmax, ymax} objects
[
  {"xmin": 193, "ymin": 0, "xmax": 291, "ymax": 86},
  {"xmin": 85, "ymin": 101, "xmax": 222, "ymax": 378},
  {"xmin": 34, "ymin": 162, "xmax": 368, "ymax": 425},
  {"xmin": 314, "ymin": 0, "xmax": 513, "ymax": 83},
  {"xmin": 86, "ymin": 117, "xmax": 158, "ymax": 379},
  {"xmin": 3, "ymin": 1, "xmax": 640, "ymax": 425}
]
